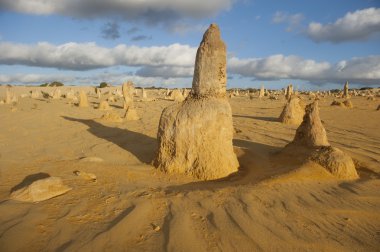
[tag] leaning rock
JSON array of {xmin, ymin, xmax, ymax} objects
[
  {"xmin": 279, "ymin": 96, "xmax": 304, "ymax": 125},
  {"xmin": 290, "ymin": 101, "xmax": 329, "ymax": 148},
  {"xmin": 310, "ymin": 146, "xmax": 359, "ymax": 180},
  {"xmin": 10, "ymin": 177, "xmax": 72, "ymax": 202},
  {"xmin": 154, "ymin": 24, "xmax": 239, "ymax": 180}
]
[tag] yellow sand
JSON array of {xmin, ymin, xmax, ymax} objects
[{"xmin": 0, "ymin": 86, "xmax": 379, "ymax": 251}]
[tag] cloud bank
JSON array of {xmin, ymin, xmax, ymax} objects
[
  {"xmin": 229, "ymin": 55, "xmax": 380, "ymax": 85},
  {"xmin": 0, "ymin": 41, "xmax": 379, "ymax": 85},
  {"xmin": 0, "ymin": 0, "xmax": 233, "ymax": 24},
  {"xmin": 0, "ymin": 42, "xmax": 196, "ymax": 70},
  {"xmin": 306, "ymin": 8, "xmax": 380, "ymax": 43}
]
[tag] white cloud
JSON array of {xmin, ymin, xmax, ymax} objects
[
  {"xmin": 272, "ymin": 11, "xmax": 304, "ymax": 32},
  {"xmin": 0, "ymin": 41, "xmax": 379, "ymax": 85},
  {"xmin": 228, "ymin": 54, "xmax": 380, "ymax": 85},
  {"xmin": 0, "ymin": 0, "xmax": 233, "ymax": 24},
  {"xmin": 136, "ymin": 66, "xmax": 194, "ymax": 78},
  {"xmin": 229, "ymin": 55, "xmax": 331, "ymax": 80},
  {"xmin": 0, "ymin": 41, "xmax": 197, "ymax": 70},
  {"xmin": 306, "ymin": 8, "xmax": 380, "ymax": 43}
]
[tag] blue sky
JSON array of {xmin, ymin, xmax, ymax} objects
[{"xmin": 0, "ymin": 0, "xmax": 379, "ymax": 90}]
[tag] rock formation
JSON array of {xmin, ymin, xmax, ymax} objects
[
  {"xmin": 331, "ymin": 100, "xmax": 345, "ymax": 107},
  {"xmin": 65, "ymin": 89, "xmax": 76, "ymax": 100},
  {"xmin": 331, "ymin": 99, "xmax": 353, "ymax": 108},
  {"xmin": 291, "ymin": 101, "xmax": 329, "ymax": 148},
  {"xmin": 310, "ymin": 147, "xmax": 359, "ymax": 180},
  {"xmin": 52, "ymin": 89, "xmax": 61, "ymax": 99},
  {"xmin": 73, "ymin": 170, "xmax": 97, "ymax": 182},
  {"xmin": 343, "ymin": 81, "xmax": 350, "ymax": 98},
  {"xmin": 122, "ymin": 81, "xmax": 139, "ymax": 120},
  {"xmin": 279, "ymin": 96, "xmax": 304, "ymax": 125},
  {"xmin": 285, "ymin": 84, "xmax": 293, "ymax": 100},
  {"xmin": 122, "ymin": 81, "xmax": 134, "ymax": 110},
  {"xmin": 10, "ymin": 176, "xmax": 72, "ymax": 202},
  {"xmin": 285, "ymin": 101, "xmax": 358, "ymax": 179},
  {"xmin": 79, "ymin": 90, "xmax": 89, "ymax": 107},
  {"xmin": 154, "ymin": 24, "xmax": 239, "ymax": 180},
  {"xmin": 95, "ymin": 87, "xmax": 101, "ymax": 99},
  {"xmin": 100, "ymin": 111, "xmax": 123, "ymax": 122},
  {"xmin": 170, "ymin": 89, "xmax": 185, "ymax": 102},
  {"xmin": 342, "ymin": 99, "xmax": 353, "ymax": 108},
  {"xmin": 259, "ymin": 85, "xmax": 265, "ymax": 98},
  {"xmin": 142, "ymin": 88, "xmax": 147, "ymax": 99},
  {"xmin": 5, "ymin": 87, "xmax": 12, "ymax": 104},
  {"xmin": 98, "ymin": 100, "xmax": 111, "ymax": 110}
]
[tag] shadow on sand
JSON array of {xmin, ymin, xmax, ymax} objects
[
  {"xmin": 11, "ymin": 172, "xmax": 51, "ymax": 193},
  {"xmin": 163, "ymin": 139, "xmax": 289, "ymax": 193},
  {"xmin": 233, "ymin": 114, "xmax": 279, "ymax": 122},
  {"xmin": 62, "ymin": 116, "xmax": 156, "ymax": 164}
]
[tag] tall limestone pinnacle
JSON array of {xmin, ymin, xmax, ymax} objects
[
  {"xmin": 154, "ymin": 23, "xmax": 239, "ymax": 180},
  {"xmin": 192, "ymin": 24, "xmax": 227, "ymax": 97}
]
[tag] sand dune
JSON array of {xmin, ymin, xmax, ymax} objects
[{"xmin": 0, "ymin": 86, "xmax": 379, "ymax": 251}]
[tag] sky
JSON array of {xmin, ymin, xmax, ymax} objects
[{"xmin": 0, "ymin": 0, "xmax": 379, "ymax": 90}]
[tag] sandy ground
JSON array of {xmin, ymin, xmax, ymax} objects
[{"xmin": 0, "ymin": 86, "xmax": 379, "ymax": 251}]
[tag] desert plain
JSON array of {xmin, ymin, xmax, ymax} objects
[{"xmin": 0, "ymin": 84, "xmax": 379, "ymax": 252}]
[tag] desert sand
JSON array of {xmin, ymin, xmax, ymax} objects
[{"xmin": 0, "ymin": 84, "xmax": 379, "ymax": 252}]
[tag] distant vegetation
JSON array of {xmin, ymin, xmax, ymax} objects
[
  {"xmin": 99, "ymin": 82, "xmax": 110, "ymax": 88},
  {"xmin": 40, "ymin": 81, "xmax": 64, "ymax": 87}
]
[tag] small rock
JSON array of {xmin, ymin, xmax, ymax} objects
[
  {"xmin": 10, "ymin": 177, "xmax": 72, "ymax": 202},
  {"xmin": 151, "ymin": 223, "xmax": 161, "ymax": 232},
  {"xmin": 73, "ymin": 170, "xmax": 97, "ymax": 182}
]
